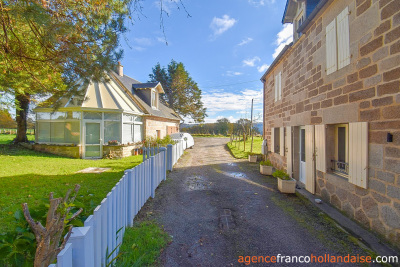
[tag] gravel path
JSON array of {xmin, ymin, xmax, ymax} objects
[{"xmin": 142, "ymin": 137, "xmax": 371, "ymax": 266}]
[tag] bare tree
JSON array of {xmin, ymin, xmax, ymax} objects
[{"xmin": 22, "ymin": 185, "xmax": 82, "ymax": 267}]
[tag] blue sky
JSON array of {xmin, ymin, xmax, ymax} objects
[{"xmin": 119, "ymin": 0, "xmax": 293, "ymax": 123}]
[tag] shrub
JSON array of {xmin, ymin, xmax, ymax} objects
[
  {"xmin": 260, "ymin": 160, "xmax": 272, "ymax": 166},
  {"xmin": 272, "ymin": 169, "xmax": 290, "ymax": 180}
]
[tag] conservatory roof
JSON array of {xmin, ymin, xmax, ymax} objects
[{"xmin": 35, "ymin": 74, "xmax": 144, "ymax": 114}]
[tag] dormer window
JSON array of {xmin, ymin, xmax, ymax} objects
[
  {"xmin": 151, "ymin": 89, "xmax": 158, "ymax": 109},
  {"xmin": 293, "ymin": 2, "xmax": 305, "ymax": 41}
]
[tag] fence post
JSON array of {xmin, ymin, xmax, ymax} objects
[
  {"xmin": 68, "ymin": 226, "xmax": 94, "ymax": 267},
  {"xmin": 56, "ymin": 242, "xmax": 73, "ymax": 267},
  {"xmin": 160, "ymin": 147, "xmax": 167, "ymax": 181},
  {"xmin": 100, "ymin": 197, "xmax": 108, "ymax": 266},
  {"xmin": 149, "ymin": 156, "xmax": 154, "ymax": 198},
  {"xmin": 126, "ymin": 169, "xmax": 133, "ymax": 226},
  {"xmin": 147, "ymin": 146, "xmax": 150, "ymax": 159},
  {"xmin": 142, "ymin": 147, "xmax": 146, "ymax": 162},
  {"xmin": 167, "ymin": 144, "xmax": 173, "ymax": 171}
]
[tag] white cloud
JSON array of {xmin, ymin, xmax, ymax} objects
[
  {"xmin": 205, "ymin": 115, "xmax": 238, "ymax": 123},
  {"xmin": 257, "ymin": 64, "xmax": 270, "ymax": 73},
  {"xmin": 210, "ymin": 15, "xmax": 237, "ymax": 37},
  {"xmin": 237, "ymin": 37, "xmax": 253, "ymax": 46},
  {"xmin": 133, "ymin": 46, "xmax": 145, "ymax": 51},
  {"xmin": 153, "ymin": 0, "xmax": 179, "ymax": 14},
  {"xmin": 202, "ymin": 88, "xmax": 263, "ymax": 113},
  {"xmin": 273, "ymin": 24, "xmax": 293, "ymax": 58},
  {"xmin": 248, "ymin": 0, "xmax": 275, "ymax": 6},
  {"xmin": 225, "ymin": 71, "xmax": 243, "ymax": 77},
  {"xmin": 243, "ymin": 56, "xmax": 261, "ymax": 67},
  {"xmin": 134, "ymin": 37, "xmax": 153, "ymax": 46}
]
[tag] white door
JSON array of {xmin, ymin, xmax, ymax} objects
[
  {"xmin": 85, "ymin": 122, "xmax": 102, "ymax": 158},
  {"xmin": 299, "ymin": 126, "xmax": 306, "ymax": 184}
]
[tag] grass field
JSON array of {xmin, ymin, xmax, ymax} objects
[
  {"xmin": 0, "ymin": 143, "xmax": 142, "ymax": 233},
  {"xmin": 0, "ymin": 134, "xmax": 35, "ymax": 144},
  {"xmin": 117, "ymin": 221, "xmax": 171, "ymax": 266},
  {"xmin": 227, "ymin": 136, "xmax": 263, "ymax": 159}
]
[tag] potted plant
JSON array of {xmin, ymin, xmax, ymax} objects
[
  {"xmin": 248, "ymin": 152, "xmax": 258, "ymax": 163},
  {"xmin": 272, "ymin": 169, "xmax": 296, "ymax": 193},
  {"xmin": 260, "ymin": 160, "xmax": 274, "ymax": 175}
]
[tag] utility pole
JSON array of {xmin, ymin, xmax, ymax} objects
[{"xmin": 250, "ymin": 98, "xmax": 254, "ymax": 153}]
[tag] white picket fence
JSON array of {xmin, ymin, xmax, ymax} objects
[{"xmin": 49, "ymin": 140, "xmax": 186, "ymax": 267}]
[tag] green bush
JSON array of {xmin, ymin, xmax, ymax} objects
[
  {"xmin": 272, "ymin": 169, "xmax": 290, "ymax": 180},
  {"xmin": 260, "ymin": 160, "xmax": 272, "ymax": 166}
]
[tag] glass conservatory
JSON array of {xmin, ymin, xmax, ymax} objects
[{"xmin": 34, "ymin": 74, "xmax": 145, "ymax": 158}]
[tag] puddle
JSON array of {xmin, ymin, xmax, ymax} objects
[
  {"xmin": 226, "ymin": 162, "xmax": 237, "ymax": 167},
  {"xmin": 185, "ymin": 175, "xmax": 212, "ymax": 191},
  {"xmin": 219, "ymin": 208, "xmax": 235, "ymax": 231},
  {"xmin": 222, "ymin": 171, "xmax": 248, "ymax": 179}
]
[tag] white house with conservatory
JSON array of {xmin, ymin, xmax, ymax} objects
[{"xmin": 33, "ymin": 63, "xmax": 181, "ymax": 159}]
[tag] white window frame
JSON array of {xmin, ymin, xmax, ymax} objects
[
  {"xmin": 151, "ymin": 89, "xmax": 158, "ymax": 109},
  {"xmin": 294, "ymin": 10, "xmax": 304, "ymax": 41}
]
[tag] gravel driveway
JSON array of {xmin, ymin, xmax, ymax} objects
[{"xmin": 141, "ymin": 137, "xmax": 371, "ymax": 266}]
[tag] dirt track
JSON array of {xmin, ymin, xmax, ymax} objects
[{"xmin": 141, "ymin": 137, "xmax": 370, "ymax": 266}]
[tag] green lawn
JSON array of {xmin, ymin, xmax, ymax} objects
[
  {"xmin": 117, "ymin": 221, "xmax": 171, "ymax": 266},
  {"xmin": 0, "ymin": 144, "xmax": 142, "ymax": 233},
  {"xmin": 0, "ymin": 134, "xmax": 35, "ymax": 144},
  {"xmin": 227, "ymin": 136, "xmax": 263, "ymax": 159}
]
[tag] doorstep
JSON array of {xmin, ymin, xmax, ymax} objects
[{"xmin": 295, "ymin": 186, "xmax": 399, "ymax": 257}]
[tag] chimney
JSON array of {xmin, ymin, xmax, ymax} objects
[{"xmin": 117, "ymin": 61, "xmax": 123, "ymax": 76}]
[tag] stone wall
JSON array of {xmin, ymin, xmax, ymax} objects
[
  {"xmin": 26, "ymin": 143, "xmax": 81, "ymax": 158},
  {"xmin": 144, "ymin": 116, "xmax": 179, "ymax": 139},
  {"xmin": 103, "ymin": 145, "xmax": 141, "ymax": 158},
  {"xmin": 263, "ymin": 0, "xmax": 400, "ymax": 246}
]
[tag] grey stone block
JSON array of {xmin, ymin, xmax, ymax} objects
[
  {"xmin": 369, "ymin": 179, "xmax": 386, "ymax": 194},
  {"xmin": 380, "ymin": 205, "xmax": 400, "ymax": 228},
  {"xmin": 376, "ymin": 170, "xmax": 395, "ymax": 184},
  {"xmin": 387, "ymin": 185, "xmax": 400, "ymax": 201},
  {"xmin": 369, "ymin": 144, "xmax": 383, "ymax": 169}
]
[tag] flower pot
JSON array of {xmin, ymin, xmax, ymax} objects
[
  {"xmin": 260, "ymin": 165, "xmax": 274, "ymax": 175},
  {"xmin": 248, "ymin": 155, "xmax": 258, "ymax": 163},
  {"xmin": 277, "ymin": 178, "xmax": 296, "ymax": 193}
]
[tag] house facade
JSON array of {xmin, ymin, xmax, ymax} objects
[
  {"xmin": 33, "ymin": 63, "xmax": 180, "ymax": 159},
  {"xmin": 261, "ymin": 0, "xmax": 400, "ymax": 246}
]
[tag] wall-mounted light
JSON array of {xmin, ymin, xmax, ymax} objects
[{"xmin": 387, "ymin": 133, "xmax": 393, "ymax": 143}]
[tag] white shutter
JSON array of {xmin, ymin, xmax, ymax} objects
[
  {"xmin": 271, "ymin": 127, "xmax": 275, "ymax": 153},
  {"xmin": 286, "ymin": 126, "xmax": 292, "ymax": 176},
  {"xmin": 349, "ymin": 122, "xmax": 368, "ymax": 189},
  {"xmin": 315, "ymin": 125, "xmax": 326, "ymax": 172},
  {"xmin": 326, "ymin": 19, "xmax": 337, "ymax": 75},
  {"xmin": 305, "ymin": 125, "xmax": 315, "ymax": 194},
  {"xmin": 280, "ymin": 127, "xmax": 285, "ymax": 156},
  {"xmin": 337, "ymin": 7, "xmax": 350, "ymax": 69},
  {"xmin": 278, "ymin": 72, "xmax": 282, "ymax": 100},
  {"xmin": 274, "ymin": 75, "xmax": 278, "ymax": 102}
]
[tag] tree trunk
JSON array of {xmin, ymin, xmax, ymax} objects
[{"xmin": 15, "ymin": 93, "xmax": 30, "ymax": 143}]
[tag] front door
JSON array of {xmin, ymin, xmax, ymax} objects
[
  {"xmin": 299, "ymin": 126, "xmax": 306, "ymax": 184},
  {"xmin": 85, "ymin": 122, "xmax": 102, "ymax": 158}
]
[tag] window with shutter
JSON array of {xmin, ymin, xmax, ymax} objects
[
  {"xmin": 286, "ymin": 126, "xmax": 292, "ymax": 176},
  {"xmin": 280, "ymin": 127, "xmax": 285, "ymax": 156},
  {"xmin": 315, "ymin": 125, "xmax": 326, "ymax": 172},
  {"xmin": 274, "ymin": 75, "xmax": 278, "ymax": 102},
  {"xmin": 337, "ymin": 7, "xmax": 350, "ymax": 69},
  {"xmin": 326, "ymin": 20, "xmax": 337, "ymax": 75},
  {"xmin": 271, "ymin": 127, "xmax": 275, "ymax": 153},
  {"xmin": 348, "ymin": 122, "xmax": 368, "ymax": 189},
  {"xmin": 278, "ymin": 72, "xmax": 282, "ymax": 100}
]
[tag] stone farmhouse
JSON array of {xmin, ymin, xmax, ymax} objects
[
  {"xmin": 33, "ymin": 63, "xmax": 180, "ymax": 158},
  {"xmin": 261, "ymin": 0, "xmax": 400, "ymax": 245}
]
